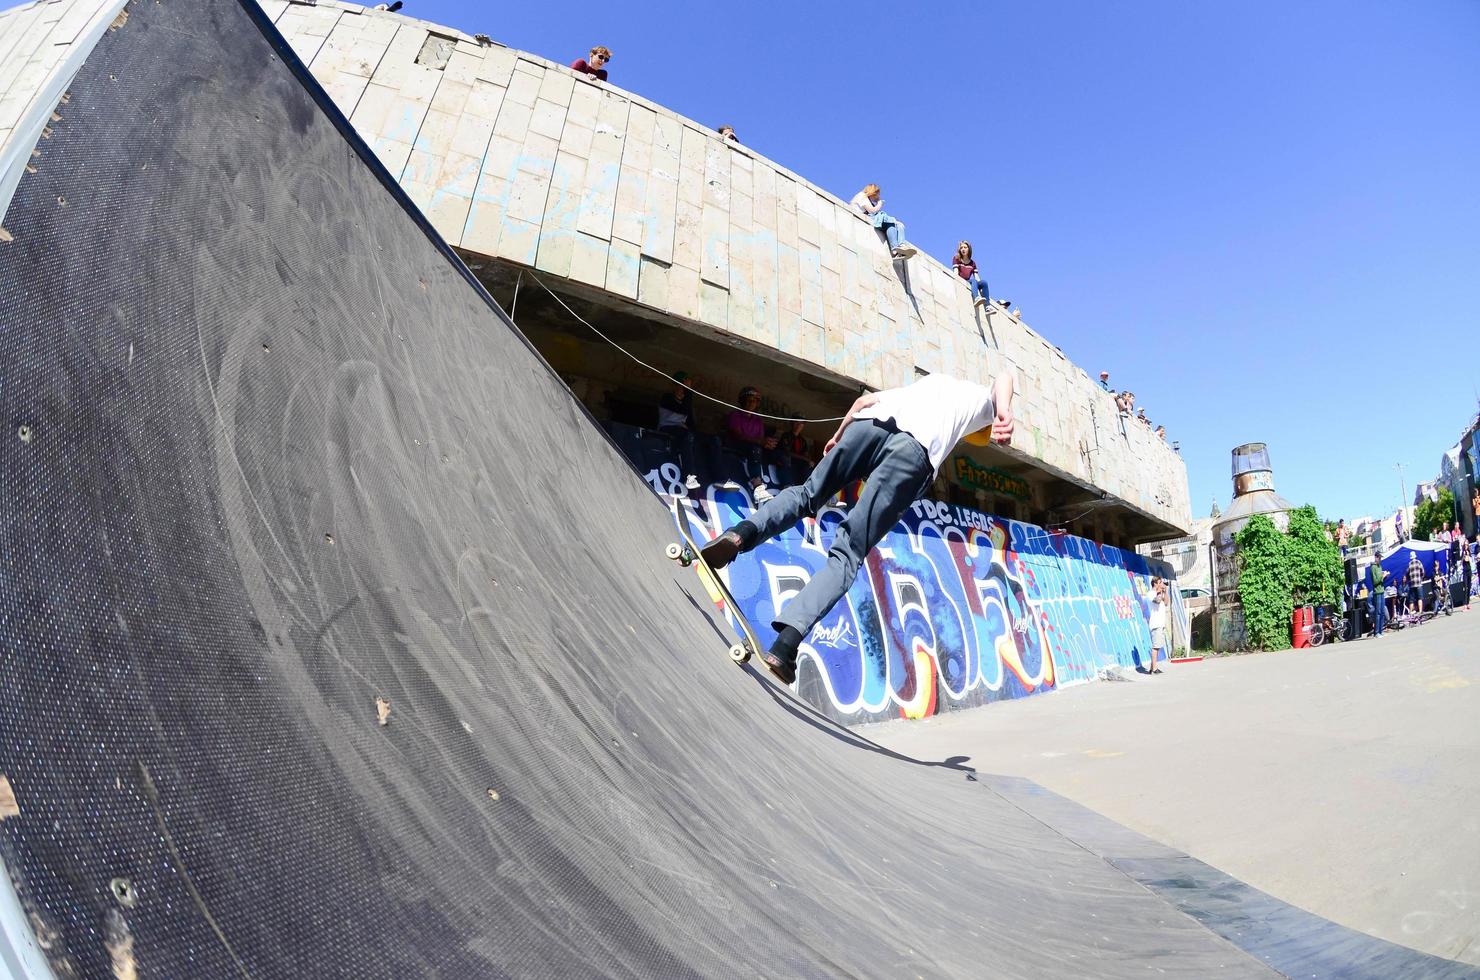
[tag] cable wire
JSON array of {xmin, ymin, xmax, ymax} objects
[{"xmin": 522, "ymin": 271, "xmax": 850, "ymax": 423}]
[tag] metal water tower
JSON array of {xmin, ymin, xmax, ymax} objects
[{"xmin": 1210, "ymin": 443, "xmax": 1295, "ymax": 650}]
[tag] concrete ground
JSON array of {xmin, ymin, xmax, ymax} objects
[{"xmin": 871, "ymin": 607, "xmax": 1480, "ymax": 966}]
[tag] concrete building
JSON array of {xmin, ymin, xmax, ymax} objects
[
  {"xmin": 213, "ymin": 0, "xmax": 1192, "ymax": 546},
  {"xmin": 0, "ymin": 0, "xmax": 1201, "ymax": 545}
]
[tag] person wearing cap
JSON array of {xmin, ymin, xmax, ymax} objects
[
  {"xmin": 701, "ymin": 370, "xmax": 1016, "ymax": 684},
  {"xmin": 657, "ymin": 372, "xmax": 702, "ymax": 491},
  {"xmin": 1368, "ymin": 558, "xmax": 1387, "ymax": 636},
  {"xmin": 1404, "ymin": 552, "xmax": 1425, "ymax": 617},
  {"xmin": 724, "ymin": 386, "xmax": 778, "ymax": 502},
  {"xmin": 1098, "ymin": 371, "xmax": 1112, "ymax": 392}
]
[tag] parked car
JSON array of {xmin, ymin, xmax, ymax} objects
[{"xmin": 1180, "ymin": 587, "xmax": 1212, "ymax": 600}]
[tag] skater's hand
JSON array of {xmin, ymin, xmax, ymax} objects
[{"xmin": 991, "ymin": 408, "xmax": 1015, "ymax": 445}]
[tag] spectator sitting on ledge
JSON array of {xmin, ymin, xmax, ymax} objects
[
  {"xmin": 951, "ymin": 241, "xmax": 991, "ymax": 310},
  {"xmin": 848, "ymin": 184, "xmax": 916, "ymax": 260},
  {"xmin": 1098, "ymin": 370, "xmax": 1112, "ymax": 392},
  {"xmin": 571, "ymin": 45, "xmax": 611, "ymax": 80},
  {"xmin": 1136, "ymin": 407, "xmax": 1150, "ymax": 426},
  {"xmin": 718, "ymin": 125, "xmax": 740, "ymax": 144},
  {"xmin": 1155, "ymin": 424, "xmax": 1166, "ymax": 440}
]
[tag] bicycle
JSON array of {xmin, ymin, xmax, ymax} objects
[{"xmin": 1307, "ymin": 610, "xmax": 1346, "ymax": 646}]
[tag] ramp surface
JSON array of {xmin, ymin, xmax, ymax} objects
[{"xmin": 0, "ymin": 1, "xmax": 1453, "ymax": 977}]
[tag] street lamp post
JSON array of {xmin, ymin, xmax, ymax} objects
[{"xmin": 1396, "ymin": 462, "xmax": 1408, "ymax": 540}]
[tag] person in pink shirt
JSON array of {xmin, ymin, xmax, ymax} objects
[
  {"xmin": 724, "ymin": 386, "xmax": 778, "ymax": 502},
  {"xmin": 570, "ymin": 45, "xmax": 611, "ymax": 80}
]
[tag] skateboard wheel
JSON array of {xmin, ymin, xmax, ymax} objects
[
  {"xmin": 664, "ymin": 542, "xmax": 684, "ymax": 561},
  {"xmin": 728, "ymin": 643, "xmax": 750, "ymax": 664}
]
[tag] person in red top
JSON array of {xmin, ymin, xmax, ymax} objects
[
  {"xmin": 776, "ymin": 419, "xmax": 814, "ymax": 486},
  {"xmin": 570, "ymin": 46, "xmax": 611, "ymax": 80},
  {"xmin": 952, "ymin": 241, "xmax": 991, "ymax": 310}
]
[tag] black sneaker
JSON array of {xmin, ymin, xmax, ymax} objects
[
  {"xmin": 698, "ymin": 520, "xmax": 758, "ymax": 570},
  {"xmin": 699, "ymin": 531, "xmax": 743, "ymax": 570},
  {"xmin": 761, "ymin": 649, "xmax": 796, "ymax": 685},
  {"xmin": 761, "ymin": 625, "xmax": 802, "ymax": 684}
]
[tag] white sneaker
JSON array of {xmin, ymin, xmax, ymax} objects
[
  {"xmin": 685, "ymin": 474, "xmax": 701, "ymax": 490},
  {"xmin": 753, "ymin": 484, "xmax": 775, "ymax": 503},
  {"xmin": 974, "ymin": 296, "xmax": 988, "ymax": 309},
  {"xmin": 891, "ymin": 243, "xmax": 917, "ymax": 259}
]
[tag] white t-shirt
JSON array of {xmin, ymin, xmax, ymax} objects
[
  {"xmin": 854, "ymin": 374, "xmax": 996, "ymax": 474},
  {"xmin": 848, "ymin": 191, "xmax": 878, "ymax": 216},
  {"xmin": 1149, "ymin": 596, "xmax": 1167, "ymax": 631}
]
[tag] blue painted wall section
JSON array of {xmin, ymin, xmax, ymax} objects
[{"xmin": 676, "ymin": 486, "xmax": 1182, "ymax": 725}]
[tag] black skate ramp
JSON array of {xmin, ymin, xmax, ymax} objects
[{"xmin": 0, "ymin": 1, "xmax": 1471, "ymax": 977}]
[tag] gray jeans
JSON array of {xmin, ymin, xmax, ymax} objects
[{"xmin": 745, "ymin": 419, "xmax": 933, "ymax": 635}]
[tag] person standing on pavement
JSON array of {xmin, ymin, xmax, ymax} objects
[
  {"xmin": 1368, "ymin": 558, "xmax": 1387, "ymax": 637},
  {"xmin": 1147, "ymin": 577, "xmax": 1168, "ymax": 674},
  {"xmin": 1405, "ymin": 552, "xmax": 1426, "ymax": 617},
  {"xmin": 701, "ymin": 371, "xmax": 1016, "ymax": 683}
]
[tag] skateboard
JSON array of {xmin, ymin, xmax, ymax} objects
[{"xmin": 666, "ymin": 501, "xmax": 763, "ymax": 666}]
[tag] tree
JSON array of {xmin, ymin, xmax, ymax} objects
[
  {"xmin": 1235, "ymin": 514, "xmax": 1293, "ymax": 651},
  {"xmin": 1287, "ymin": 506, "xmax": 1343, "ymax": 609},
  {"xmin": 1413, "ymin": 487, "xmax": 1455, "ymax": 541}
]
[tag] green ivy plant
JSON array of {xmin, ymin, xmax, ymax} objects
[
  {"xmin": 1235, "ymin": 514, "xmax": 1293, "ymax": 651},
  {"xmin": 1286, "ymin": 506, "xmax": 1343, "ymax": 610}
]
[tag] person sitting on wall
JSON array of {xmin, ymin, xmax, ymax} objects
[
  {"xmin": 718, "ymin": 125, "xmax": 740, "ymax": 145},
  {"xmin": 848, "ymin": 184, "xmax": 916, "ymax": 260},
  {"xmin": 951, "ymin": 241, "xmax": 991, "ymax": 310},
  {"xmin": 1098, "ymin": 370, "xmax": 1113, "ymax": 392},
  {"xmin": 571, "ymin": 45, "xmax": 611, "ymax": 80},
  {"xmin": 1154, "ymin": 424, "xmax": 1167, "ymax": 441},
  {"xmin": 701, "ymin": 370, "xmax": 1016, "ymax": 684},
  {"xmin": 656, "ymin": 371, "xmax": 702, "ymax": 491},
  {"xmin": 724, "ymin": 386, "xmax": 778, "ymax": 502},
  {"xmin": 1136, "ymin": 407, "xmax": 1151, "ymax": 427}
]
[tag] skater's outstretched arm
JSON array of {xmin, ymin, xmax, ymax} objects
[
  {"xmin": 823, "ymin": 392, "xmax": 880, "ymax": 454},
  {"xmin": 991, "ymin": 371, "xmax": 1017, "ymax": 445}
]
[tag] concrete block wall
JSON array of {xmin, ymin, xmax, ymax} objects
[
  {"xmin": 0, "ymin": 0, "xmax": 118, "ymax": 151},
  {"xmin": 0, "ymin": 0, "xmax": 1191, "ymax": 533}
]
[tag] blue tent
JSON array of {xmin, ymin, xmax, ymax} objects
[{"xmin": 1379, "ymin": 538, "xmax": 1450, "ymax": 584}]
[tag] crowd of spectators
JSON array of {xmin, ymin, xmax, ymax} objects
[
  {"xmin": 645, "ymin": 376, "xmax": 819, "ymax": 500},
  {"xmin": 1099, "ymin": 370, "xmax": 1169, "ymax": 443}
]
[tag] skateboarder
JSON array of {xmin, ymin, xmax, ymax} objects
[{"xmin": 701, "ymin": 371, "xmax": 1016, "ymax": 683}]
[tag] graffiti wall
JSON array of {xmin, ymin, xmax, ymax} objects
[{"xmin": 674, "ymin": 484, "xmax": 1183, "ymax": 726}]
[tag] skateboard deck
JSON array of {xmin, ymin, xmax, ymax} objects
[{"xmin": 666, "ymin": 500, "xmax": 763, "ymax": 667}]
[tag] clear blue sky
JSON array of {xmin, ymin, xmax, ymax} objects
[{"xmin": 409, "ymin": 0, "xmax": 1480, "ymax": 525}]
